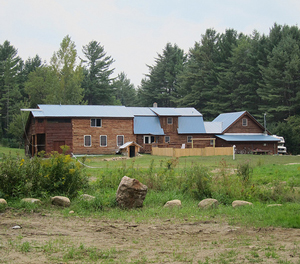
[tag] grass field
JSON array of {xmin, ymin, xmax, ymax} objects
[{"xmin": 1, "ymin": 147, "xmax": 300, "ymax": 263}]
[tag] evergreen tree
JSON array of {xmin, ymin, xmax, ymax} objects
[
  {"xmin": 112, "ymin": 72, "xmax": 136, "ymax": 106},
  {"xmin": 177, "ymin": 29, "xmax": 220, "ymax": 119},
  {"xmin": 138, "ymin": 43, "xmax": 187, "ymax": 107},
  {"xmin": 0, "ymin": 40, "xmax": 22, "ymax": 137},
  {"xmin": 81, "ymin": 40, "xmax": 115, "ymax": 105}
]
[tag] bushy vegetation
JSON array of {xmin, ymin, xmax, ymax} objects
[{"xmin": 0, "ymin": 151, "xmax": 88, "ymax": 199}]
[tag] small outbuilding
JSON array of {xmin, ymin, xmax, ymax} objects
[{"xmin": 118, "ymin": 141, "xmax": 142, "ymax": 157}]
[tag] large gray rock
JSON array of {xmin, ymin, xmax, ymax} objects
[
  {"xmin": 21, "ymin": 198, "xmax": 42, "ymax": 204},
  {"xmin": 0, "ymin": 198, "xmax": 7, "ymax": 205},
  {"xmin": 198, "ymin": 198, "xmax": 218, "ymax": 209},
  {"xmin": 164, "ymin": 199, "xmax": 182, "ymax": 208},
  {"xmin": 116, "ymin": 176, "xmax": 148, "ymax": 209},
  {"xmin": 51, "ymin": 196, "xmax": 71, "ymax": 207},
  {"xmin": 232, "ymin": 200, "xmax": 253, "ymax": 208}
]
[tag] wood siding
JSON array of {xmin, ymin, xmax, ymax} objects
[
  {"xmin": 72, "ymin": 117, "xmax": 135, "ymax": 155},
  {"xmin": 225, "ymin": 113, "xmax": 264, "ymax": 133}
]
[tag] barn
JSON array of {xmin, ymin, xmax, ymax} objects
[{"xmin": 24, "ymin": 105, "xmax": 280, "ymax": 156}]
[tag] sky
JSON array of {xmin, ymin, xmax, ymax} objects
[{"xmin": 1, "ymin": 0, "xmax": 300, "ymax": 87}]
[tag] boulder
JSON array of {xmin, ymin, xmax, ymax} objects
[
  {"xmin": 21, "ymin": 198, "xmax": 42, "ymax": 204},
  {"xmin": 198, "ymin": 198, "xmax": 218, "ymax": 209},
  {"xmin": 232, "ymin": 200, "xmax": 253, "ymax": 208},
  {"xmin": 0, "ymin": 198, "xmax": 7, "ymax": 205},
  {"xmin": 164, "ymin": 199, "xmax": 182, "ymax": 208},
  {"xmin": 51, "ymin": 196, "xmax": 71, "ymax": 207},
  {"xmin": 80, "ymin": 194, "xmax": 95, "ymax": 201},
  {"xmin": 267, "ymin": 204, "xmax": 282, "ymax": 207},
  {"xmin": 116, "ymin": 176, "xmax": 148, "ymax": 209}
]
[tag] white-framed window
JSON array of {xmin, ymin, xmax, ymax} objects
[
  {"xmin": 187, "ymin": 136, "xmax": 192, "ymax": 143},
  {"xmin": 100, "ymin": 135, "xmax": 107, "ymax": 147},
  {"xmin": 167, "ymin": 117, "xmax": 173, "ymax": 124},
  {"xmin": 242, "ymin": 118, "xmax": 248, "ymax": 126},
  {"xmin": 117, "ymin": 135, "xmax": 124, "ymax": 146},
  {"xmin": 84, "ymin": 135, "xmax": 91, "ymax": 147},
  {"xmin": 165, "ymin": 136, "xmax": 170, "ymax": 143},
  {"xmin": 91, "ymin": 118, "xmax": 102, "ymax": 127},
  {"xmin": 144, "ymin": 136, "xmax": 157, "ymax": 144}
]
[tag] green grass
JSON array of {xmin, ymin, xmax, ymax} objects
[{"xmin": 0, "ymin": 145, "xmax": 23, "ymax": 158}]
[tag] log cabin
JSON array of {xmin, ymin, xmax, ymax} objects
[{"xmin": 24, "ymin": 105, "xmax": 280, "ymax": 156}]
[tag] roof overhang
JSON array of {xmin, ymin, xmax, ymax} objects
[{"xmin": 216, "ymin": 134, "xmax": 281, "ymax": 142}]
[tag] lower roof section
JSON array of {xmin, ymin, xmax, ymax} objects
[
  {"xmin": 178, "ymin": 116, "xmax": 206, "ymax": 134},
  {"xmin": 216, "ymin": 134, "xmax": 281, "ymax": 142},
  {"xmin": 134, "ymin": 116, "xmax": 165, "ymax": 135}
]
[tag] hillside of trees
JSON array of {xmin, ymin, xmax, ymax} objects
[{"xmin": 1, "ymin": 23, "xmax": 300, "ymax": 153}]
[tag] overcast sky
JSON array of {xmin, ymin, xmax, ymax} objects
[{"xmin": 1, "ymin": 0, "xmax": 299, "ymax": 86}]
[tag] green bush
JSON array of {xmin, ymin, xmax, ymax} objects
[{"xmin": 0, "ymin": 152, "xmax": 88, "ymax": 198}]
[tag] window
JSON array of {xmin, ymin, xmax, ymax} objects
[
  {"xmin": 84, "ymin": 135, "xmax": 91, "ymax": 147},
  {"xmin": 117, "ymin": 135, "xmax": 124, "ymax": 146},
  {"xmin": 167, "ymin": 117, "xmax": 173, "ymax": 124},
  {"xmin": 91, "ymin": 118, "xmax": 102, "ymax": 127},
  {"xmin": 187, "ymin": 136, "xmax": 192, "ymax": 143},
  {"xmin": 165, "ymin": 136, "xmax": 170, "ymax": 143},
  {"xmin": 144, "ymin": 136, "xmax": 157, "ymax": 144},
  {"xmin": 210, "ymin": 139, "xmax": 214, "ymax": 146},
  {"xmin": 100, "ymin": 135, "xmax": 107, "ymax": 147},
  {"xmin": 242, "ymin": 118, "xmax": 248, "ymax": 126}
]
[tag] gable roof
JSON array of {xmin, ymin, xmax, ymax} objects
[{"xmin": 212, "ymin": 111, "xmax": 246, "ymax": 132}]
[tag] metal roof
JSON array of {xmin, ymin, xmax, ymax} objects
[
  {"xmin": 127, "ymin": 107, "xmax": 157, "ymax": 116},
  {"xmin": 213, "ymin": 111, "xmax": 246, "ymax": 132},
  {"xmin": 34, "ymin": 105, "xmax": 134, "ymax": 118},
  {"xmin": 150, "ymin": 107, "xmax": 202, "ymax": 116},
  {"xmin": 204, "ymin": 122, "xmax": 223, "ymax": 134},
  {"xmin": 134, "ymin": 116, "xmax": 165, "ymax": 135},
  {"xmin": 216, "ymin": 134, "xmax": 281, "ymax": 142},
  {"xmin": 119, "ymin": 141, "xmax": 142, "ymax": 149},
  {"xmin": 178, "ymin": 116, "xmax": 206, "ymax": 134}
]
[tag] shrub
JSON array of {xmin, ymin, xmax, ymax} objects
[{"xmin": 0, "ymin": 152, "xmax": 88, "ymax": 198}]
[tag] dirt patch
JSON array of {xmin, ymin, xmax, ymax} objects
[{"xmin": 0, "ymin": 211, "xmax": 300, "ymax": 263}]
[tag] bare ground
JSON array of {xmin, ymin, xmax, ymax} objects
[{"xmin": 0, "ymin": 211, "xmax": 300, "ymax": 263}]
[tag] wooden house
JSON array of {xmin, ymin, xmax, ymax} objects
[{"xmin": 24, "ymin": 105, "xmax": 280, "ymax": 156}]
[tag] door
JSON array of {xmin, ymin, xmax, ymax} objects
[
  {"xmin": 53, "ymin": 141, "xmax": 65, "ymax": 154},
  {"xmin": 129, "ymin": 146, "xmax": 135, "ymax": 157}
]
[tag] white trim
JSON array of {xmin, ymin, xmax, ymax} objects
[
  {"xmin": 117, "ymin": 135, "xmax": 124, "ymax": 146},
  {"xmin": 84, "ymin": 135, "xmax": 91, "ymax": 147},
  {"xmin": 100, "ymin": 135, "xmax": 107, "ymax": 147}
]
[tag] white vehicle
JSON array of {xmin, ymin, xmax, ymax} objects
[{"xmin": 273, "ymin": 135, "xmax": 287, "ymax": 154}]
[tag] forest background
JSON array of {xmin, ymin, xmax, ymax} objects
[{"xmin": 1, "ymin": 23, "xmax": 300, "ymax": 154}]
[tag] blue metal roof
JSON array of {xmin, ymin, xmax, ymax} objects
[
  {"xmin": 134, "ymin": 116, "xmax": 165, "ymax": 135},
  {"xmin": 213, "ymin": 111, "xmax": 245, "ymax": 132},
  {"xmin": 178, "ymin": 116, "xmax": 206, "ymax": 134},
  {"xmin": 150, "ymin": 107, "xmax": 202, "ymax": 116},
  {"xmin": 216, "ymin": 134, "xmax": 281, "ymax": 142},
  {"xmin": 34, "ymin": 105, "xmax": 134, "ymax": 118},
  {"xmin": 127, "ymin": 107, "xmax": 156, "ymax": 116}
]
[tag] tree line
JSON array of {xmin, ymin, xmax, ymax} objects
[{"xmin": 1, "ymin": 23, "xmax": 300, "ymax": 153}]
